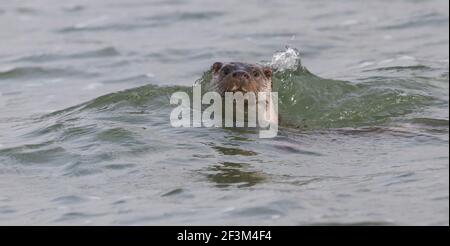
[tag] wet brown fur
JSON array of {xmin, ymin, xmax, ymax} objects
[{"xmin": 210, "ymin": 62, "xmax": 273, "ymax": 96}]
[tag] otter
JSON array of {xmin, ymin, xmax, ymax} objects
[
  {"xmin": 208, "ymin": 62, "xmax": 278, "ymax": 132},
  {"xmin": 210, "ymin": 62, "xmax": 273, "ymax": 96}
]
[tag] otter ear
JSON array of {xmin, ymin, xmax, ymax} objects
[
  {"xmin": 263, "ymin": 67, "xmax": 273, "ymax": 78},
  {"xmin": 212, "ymin": 62, "xmax": 223, "ymax": 73}
]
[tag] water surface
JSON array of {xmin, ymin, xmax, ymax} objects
[{"xmin": 0, "ymin": 0, "xmax": 448, "ymax": 225}]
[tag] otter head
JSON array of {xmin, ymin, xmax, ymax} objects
[{"xmin": 210, "ymin": 62, "xmax": 273, "ymax": 96}]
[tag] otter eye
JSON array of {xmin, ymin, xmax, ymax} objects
[
  {"xmin": 253, "ymin": 71, "xmax": 259, "ymax": 77},
  {"xmin": 222, "ymin": 67, "xmax": 230, "ymax": 75}
]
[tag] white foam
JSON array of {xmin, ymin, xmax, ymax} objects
[
  {"xmin": 83, "ymin": 83, "xmax": 103, "ymax": 90},
  {"xmin": 271, "ymin": 214, "xmax": 281, "ymax": 219},
  {"xmin": 146, "ymin": 73, "xmax": 156, "ymax": 78},
  {"xmin": 222, "ymin": 207, "xmax": 235, "ymax": 212},
  {"xmin": 340, "ymin": 19, "xmax": 359, "ymax": 26},
  {"xmin": 73, "ymin": 16, "xmax": 108, "ymax": 29},
  {"xmin": 358, "ymin": 61, "xmax": 375, "ymax": 68},
  {"xmin": 398, "ymin": 55, "xmax": 416, "ymax": 61},
  {"xmin": 270, "ymin": 47, "xmax": 302, "ymax": 71}
]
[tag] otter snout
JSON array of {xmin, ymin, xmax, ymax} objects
[
  {"xmin": 232, "ymin": 71, "xmax": 250, "ymax": 80},
  {"xmin": 228, "ymin": 71, "xmax": 250, "ymax": 92}
]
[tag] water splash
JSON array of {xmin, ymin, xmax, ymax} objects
[
  {"xmin": 269, "ymin": 48, "xmax": 436, "ymax": 129},
  {"xmin": 270, "ymin": 46, "xmax": 304, "ymax": 71}
]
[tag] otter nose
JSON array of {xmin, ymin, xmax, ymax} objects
[{"xmin": 232, "ymin": 71, "xmax": 250, "ymax": 80}]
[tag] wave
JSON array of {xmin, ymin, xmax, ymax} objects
[
  {"xmin": 12, "ymin": 47, "xmax": 120, "ymax": 63},
  {"xmin": 0, "ymin": 47, "xmax": 446, "ymax": 176},
  {"xmin": 36, "ymin": 47, "xmax": 440, "ymax": 131},
  {"xmin": 0, "ymin": 66, "xmax": 97, "ymax": 80}
]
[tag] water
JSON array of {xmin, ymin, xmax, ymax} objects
[{"xmin": 0, "ymin": 0, "xmax": 448, "ymax": 225}]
